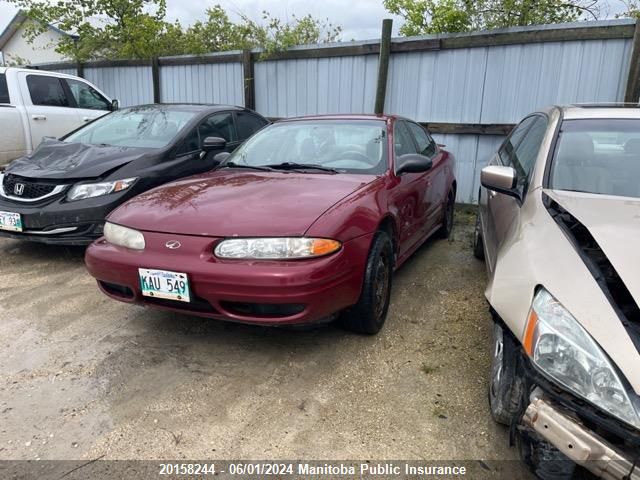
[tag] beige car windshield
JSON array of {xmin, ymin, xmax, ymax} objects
[{"xmin": 550, "ymin": 118, "xmax": 640, "ymax": 198}]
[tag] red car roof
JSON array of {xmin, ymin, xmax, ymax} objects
[{"xmin": 276, "ymin": 113, "xmax": 397, "ymax": 122}]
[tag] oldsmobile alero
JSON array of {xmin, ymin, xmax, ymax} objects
[{"xmin": 84, "ymin": 114, "xmax": 457, "ymax": 334}]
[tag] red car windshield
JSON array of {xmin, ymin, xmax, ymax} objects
[{"xmin": 227, "ymin": 119, "xmax": 388, "ymax": 175}]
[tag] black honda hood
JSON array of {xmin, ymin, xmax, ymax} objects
[{"xmin": 6, "ymin": 139, "xmax": 153, "ymax": 180}]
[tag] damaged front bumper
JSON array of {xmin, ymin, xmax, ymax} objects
[
  {"xmin": 0, "ymin": 180, "xmax": 134, "ymax": 245},
  {"xmin": 522, "ymin": 390, "xmax": 639, "ymax": 479}
]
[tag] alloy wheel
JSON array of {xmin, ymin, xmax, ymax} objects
[{"xmin": 490, "ymin": 323, "xmax": 504, "ymax": 401}]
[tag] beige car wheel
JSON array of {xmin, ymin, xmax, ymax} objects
[{"xmin": 488, "ymin": 322, "xmax": 523, "ymax": 425}]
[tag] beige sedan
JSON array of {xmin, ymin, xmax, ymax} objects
[{"xmin": 474, "ymin": 105, "xmax": 640, "ymax": 479}]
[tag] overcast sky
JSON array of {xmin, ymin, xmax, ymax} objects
[{"xmin": 0, "ymin": 0, "xmax": 631, "ymax": 43}]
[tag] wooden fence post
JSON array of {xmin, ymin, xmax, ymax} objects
[
  {"xmin": 625, "ymin": 19, "xmax": 640, "ymax": 103},
  {"xmin": 151, "ymin": 57, "xmax": 161, "ymax": 104},
  {"xmin": 374, "ymin": 19, "xmax": 393, "ymax": 115},
  {"xmin": 243, "ymin": 49, "xmax": 255, "ymax": 110}
]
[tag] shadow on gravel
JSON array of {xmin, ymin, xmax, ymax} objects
[{"xmin": 0, "ymin": 238, "xmax": 86, "ymax": 263}]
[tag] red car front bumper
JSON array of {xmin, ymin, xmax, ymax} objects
[{"xmin": 84, "ymin": 230, "xmax": 373, "ymax": 326}]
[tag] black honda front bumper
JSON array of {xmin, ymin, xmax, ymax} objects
[{"xmin": 0, "ymin": 189, "xmax": 134, "ymax": 246}]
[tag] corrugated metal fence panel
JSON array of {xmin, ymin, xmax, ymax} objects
[
  {"xmin": 384, "ymin": 39, "xmax": 632, "ymax": 125},
  {"xmin": 254, "ymin": 56, "xmax": 379, "ymax": 117},
  {"xmin": 432, "ymin": 133, "xmax": 505, "ymax": 203},
  {"xmin": 159, "ymin": 63, "xmax": 244, "ymax": 105},
  {"xmin": 385, "ymin": 48, "xmax": 489, "ymax": 123},
  {"xmin": 480, "ymin": 39, "xmax": 633, "ymax": 123},
  {"xmin": 383, "ymin": 36, "xmax": 632, "ymax": 202},
  {"xmin": 43, "ymin": 68, "xmax": 78, "ymax": 76},
  {"xmin": 84, "ymin": 66, "xmax": 153, "ymax": 107}
]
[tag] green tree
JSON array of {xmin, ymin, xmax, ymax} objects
[
  {"xmin": 7, "ymin": 0, "xmax": 175, "ymax": 61},
  {"xmin": 383, "ymin": 0, "xmax": 600, "ymax": 35},
  {"xmin": 178, "ymin": 6, "xmax": 256, "ymax": 55},
  {"xmin": 179, "ymin": 7, "xmax": 342, "ymax": 57},
  {"xmin": 242, "ymin": 11, "xmax": 342, "ymax": 57},
  {"xmin": 617, "ymin": 1, "xmax": 640, "ymax": 19},
  {"xmin": 7, "ymin": 0, "xmax": 342, "ymax": 61}
]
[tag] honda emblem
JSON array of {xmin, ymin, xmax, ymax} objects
[{"xmin": 14, "ymin": 183, "xmax": 25, "ymax": 196}]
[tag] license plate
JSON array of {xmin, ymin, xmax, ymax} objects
[
  {"xmin": 0, "ymin": 211, "xmax": 22, "ymax": 232},
  {"xmin": 138, "ymin": 268, "xmax": 191, "ymax": 302}
]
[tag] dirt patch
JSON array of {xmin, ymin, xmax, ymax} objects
[{"xmin": 0, "ymin": 207, "xmax": 530, "ymax": 476}]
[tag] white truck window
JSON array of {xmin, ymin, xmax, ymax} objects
[
  {"xmin": 26, "ymin": 74, "xmax": 70, "ymax": 107},
  {"xmin": 0, "ymin": 74, "xmax": 9, "ymax": 104},
  {"xmin": 65, "ymin": 78, "xmax": 110, "ymax": 111}
]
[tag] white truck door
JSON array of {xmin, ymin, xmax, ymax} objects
[
  {"xmin": 63, "ymin": 77, "xmax": 112, "ymax": 125},
  {"xmin": 0, "ymin": 71, "xmax": 27, "ymax": 165},
  {"xmin": 18, "ymin": 71, "xmax": 84, "ymax": 149}
]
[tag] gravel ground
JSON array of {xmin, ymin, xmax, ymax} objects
[{"xmin": 0, "ymin": 206, "xmax": 531, "ymax": 477}]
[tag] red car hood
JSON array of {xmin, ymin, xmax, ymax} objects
[{"xmin": 109, "ymin": 170, "xmax": 375, "ymax": 237}]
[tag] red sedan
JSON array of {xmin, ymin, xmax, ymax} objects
[{"xmin": 85, "ymin": 115, "xmax": 456, "ymax": 334}]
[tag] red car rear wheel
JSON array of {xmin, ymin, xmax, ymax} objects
[{"xmin": 439, "ymin": 189, "xmax": 455, "ymax": 239}]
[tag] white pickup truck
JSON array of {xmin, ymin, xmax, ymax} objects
[{"xmin": 0, "ymin": 67, "xmax": 116, "ymax": 165}]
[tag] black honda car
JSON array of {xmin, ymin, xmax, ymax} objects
[{"xmin": 0, "ymin": 104, "xmax": 269, "ymax": 245}]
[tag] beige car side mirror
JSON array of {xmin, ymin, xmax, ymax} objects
[{"xmin": 481, "ymin": 165, "xmax": 518, "ymax": 199}]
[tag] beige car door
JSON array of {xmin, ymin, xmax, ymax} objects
[{"xmin": 484, "ymin": 115, "xmax": 548, "ymax": 272}]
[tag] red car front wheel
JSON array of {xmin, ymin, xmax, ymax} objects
[{"xmin": 340, "ymin": 231, "xmax": 393, "ymax": 335}]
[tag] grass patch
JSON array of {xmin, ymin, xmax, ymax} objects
[
  {"xmin": 454, "ymin": 203, "xmax": 477, "ymax": 226},
  {"xmin": 421, "ymin": 363, "xmax": 438, "ymax": 375}
]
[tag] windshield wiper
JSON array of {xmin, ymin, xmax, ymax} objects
[
  {"xmin": 220, "ymin": 162, "xmax": 275, "ymax": 172},
  {"xmin": 263, "ymin": 162, "xmax": 339, "ymax": 173}
]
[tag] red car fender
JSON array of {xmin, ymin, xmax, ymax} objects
[{"xmin": 304, "ymin": 175, "xmax": 401, "ymax": 257}]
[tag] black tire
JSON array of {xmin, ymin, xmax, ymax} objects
[
  {"xmin": 438, "ymin": 189, "xmax": 455, "ymax": 239},
  {"xmin": 473, "ymin": 209, "xmax": 485, "ymax": 260},
  {"xmin": 488, "ymin": 322, "xmax": 524, "ymax": 425},
  {"xmin": 341, "ymin": 231, "xmax": 393, "ymax": 335}
]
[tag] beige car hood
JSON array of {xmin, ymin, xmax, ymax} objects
[
  {"xmin": 487, "ymin": 188, "xmax": 640, "ymax": 395},
  {"xmin": 545, "ymin": 190, "xmax": 640, "ymax": 308}
]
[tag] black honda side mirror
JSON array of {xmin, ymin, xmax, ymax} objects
[{"xmin": 202, "ymin": 137, "xmax": 226, "ymax": 152}]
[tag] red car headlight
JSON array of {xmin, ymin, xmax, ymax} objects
[
  {"xmin": 104, "ymin": 222, "xmax": 145, "ymax": 250},
  {"xmin": 214, "ymin": 237, "xmax": 341, "ymax": 260}
]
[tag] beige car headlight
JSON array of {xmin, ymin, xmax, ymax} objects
[
  {"xmin": 524, "ymin": 288, "xmax": 640, "ymax": 429},
  {"xmin": 104, "ymin": 222, "xmax": 145, "ymax": 250},
  {"xmin": 214, "ymin": 237, "xmax": 341, "ymax": 260}
]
